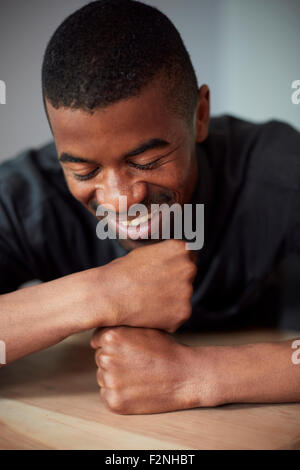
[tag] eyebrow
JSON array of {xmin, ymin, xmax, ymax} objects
[{"xmin": 58, "ymin": 138, "xmax": 170, "ymax": 164}]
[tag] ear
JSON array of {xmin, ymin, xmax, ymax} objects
[{"xmin": 194, "ymin": 85, "xmax": 210, "ymax": 143}]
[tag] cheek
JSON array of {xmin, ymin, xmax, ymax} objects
[
  {"xmin": 168, "ymin": 153, "xmax": 197, "ymax": 204},
  {"xmin": 64, "ymin": 174, "xmax": 95, "ymax": 207},
  {"xmin": 159, "ymin": 153, "xmax": 193, "ymax": 193}
]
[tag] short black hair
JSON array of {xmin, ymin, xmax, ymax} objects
[{"xmin": 42, "ymin": 0, "xmax": 199, "ymax": 124}]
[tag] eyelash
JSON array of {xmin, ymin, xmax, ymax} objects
[
  {"xmin": 128, "ymin": 158, "xmax": 161, "ymax": 171},
  {"xmin": 73, "ymin": 167, "xmax": 101, "ymax": 181},
  {"xmin": 73, "ymin": 158, "xmax": 161, "ymax": 181}
]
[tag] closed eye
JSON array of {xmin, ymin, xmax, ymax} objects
[
  {"xmin": 127, "ymin": 156, "xmax": 163, "ymax": 171},
  {"xmin": 72, "ymin": 145, "xmax": 180, "ymax": 180},
  {"xmin": 73, "ymin": 167, "xmax": 101, "ymax": 181},
  {"xmin": 127, "ymin": 145, "xmax": 180, "ymax": 171}
]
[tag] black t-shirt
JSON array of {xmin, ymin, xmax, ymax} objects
[{"xmin": 1, "ymin": 115, "xmax": 300, "ymax": 330}]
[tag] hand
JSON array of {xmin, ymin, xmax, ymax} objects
[
  {"xmin": 90, "ymin": 326, "xmax": 216, "ymax": 414},
  {"xmin": 92, "ymin": 240, "xmax": 197, "ymax": 333}
]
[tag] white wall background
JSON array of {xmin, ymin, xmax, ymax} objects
[{"xmin": 0, "ymin": 0, "xmax": 299, "ymax": 162}]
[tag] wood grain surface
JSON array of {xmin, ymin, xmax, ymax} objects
[{"xmin": 0, "ymin": 328, "xmax": 300, "ymax": 450}]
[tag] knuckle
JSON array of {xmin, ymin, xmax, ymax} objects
[
  {"xmin": 178, "ymin": 301, "xmax": 192, "ymax": 323},
  {"xmin": 105, "ymin": 372, "xmax": 119, "ymax": 390},
  {"xmin": 102, "ymin": 329, "xmax": 119, "ymax": 345},
  {"xmin": 184, "ymin": 261, "xmax": 197, "ymax": 279},
  {"xmin": 99, "ymin": 354, "xmax": 112, "ymax": 369},
  {"xmin": 189, "ymin": 263, "xmax": 198, "ymax": 278},
  {"xmin": 167, "ymin": 325, "xmax": 176, "ymax": 334},
  {"xmin": 170, "ymin": 320, "xmax": 183, "ymax": 333},
  {"xmin": 105, "ymin": 391, "xmax": 125, "ymax": 414},
  {"xmin": 96, "ymin": 368, "xmax": 104, "ymax": 386},
  {"xmin": 95, "ymin": 350, "xmax": 101, "ymax": 367},
  {"xmin": 183, "ymin": 302, "xmax": 192, "ymax": 321},
  {"xmin": 185, "ymin": 297, "xmax": 193, "ymax": 312},
  {"xmin": 184, "ymin": 283, "xmax": 194, "ymax": 300},
  {"xmin": 170, "ymin": 306, "xmax": 191, "ymax": 332}
]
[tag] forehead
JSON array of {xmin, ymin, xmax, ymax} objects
[{"xmin": 46, "ymin": 80, "xmax": 185, "ymax": 158}]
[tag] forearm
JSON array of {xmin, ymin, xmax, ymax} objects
[
  {"xmin": 0, "ymin": 266, "xmax": 112, "ymax": 364},
  {"xmin": 190, "ymin": 339, "xmax": 300, "ymax": 407}
]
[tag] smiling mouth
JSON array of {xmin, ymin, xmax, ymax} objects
[
  {"xmin": 118, "ymin": 210, "xmax": 156, "ymax": 227},
  {"xmin": 92, "ymin": 190, "xmax": 176, "ymax": 240},
  {"xmin": 106, "ymin": 208, "xmax": 161, "ymax": 240}
]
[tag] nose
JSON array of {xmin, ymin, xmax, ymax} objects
[{"xmin": 95, "ymin": 168, "xmax": 147, "ymax": 213}]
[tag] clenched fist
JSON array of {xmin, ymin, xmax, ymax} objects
[
  {"xmin": 90, "ymin": 326, "xmax": 215, "ymax": 415},
  {"xmin": 89, "ymin": 239, "xmax": 197, "ymax": 333}
]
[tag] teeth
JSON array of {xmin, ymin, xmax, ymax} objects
[
  {"xmin": 130, "ymin": 213, "xmax": 150, "ymax": 226},
  {"xmin": 119, "ymin": 219, "xmax": 130, "ymax": 226},
  {"xmin": 120, "ymin": 211, "xmax": 154, "ymax": 227}
]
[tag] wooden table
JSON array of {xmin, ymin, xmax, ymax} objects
[{"xmin": 0, "ymin": 328, "xmax": 300, "ymax": 450}]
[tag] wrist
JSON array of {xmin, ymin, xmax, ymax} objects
[
  {"xmin": 204, "ymin": 340, "xmax": 299, "ymax": 405},
  {"xmin": 79, "ymin": 263, "xmax": 120, "ymax": 330},
  {"xmin": 187, "ymin": 343, "xmax": 257, "ymax": 407},
  {"xmin": 187, "ymin": 341, "xmax": 292, "ymax": 406},
  {"xmin": 176, "ymin": 343, "xmax": 223, "ymax": 409},
  {"xmin": 51, "ymin": 269, "xmax": 97, "ymax": 334}
]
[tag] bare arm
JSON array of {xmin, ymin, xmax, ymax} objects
[
  {"xmin": 0, "ymin": 268, "xmax": 107, "ymax": 364},
  {"xmin": 0, "ymin": 239, "xmax": 196, "ymax": 365},
  {"xmin": 206, "ymin": 338, "xmax": 300, "ymax": 405},
  {"xmin": 90, "ymin": 327, "xmax": 300, "ymax": 414}
]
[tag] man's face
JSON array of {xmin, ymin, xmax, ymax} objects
[{"xmin": 46, "ymin": 77, "xmax": 209, "ymax": 250}]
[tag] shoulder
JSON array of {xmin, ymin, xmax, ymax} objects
[
  {"xmin": 0, "ymin": 141, "xmax": 59, "ymax": 178},
  {"xmin": 0, "ymin": 141, "xmax": 79, "ymax": 252},
  {"xmin": 0, "ymin": 142, "xmax": 69, "ymax": 218},
  {"xmin": 208, "ymin": 115, "xmax": 300, "ymax": 191},
  {"xmin": 246, "ymin": 118, "xmax": 300, "ymax": 190}
]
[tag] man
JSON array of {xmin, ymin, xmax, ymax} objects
[{"xmin": 0, "ymin": 0, "xmax": 299, "ymax": 414}]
